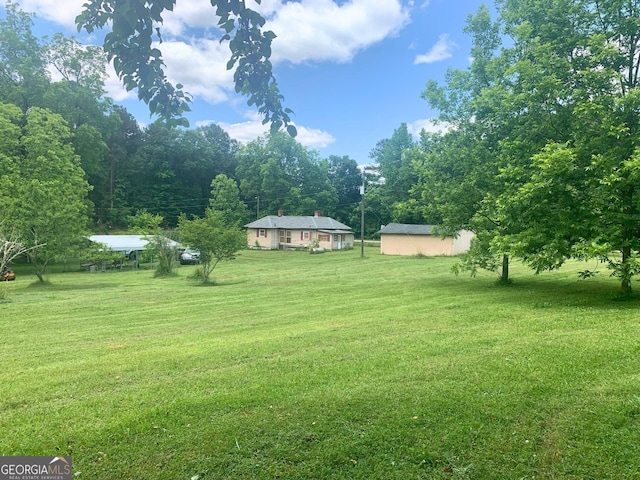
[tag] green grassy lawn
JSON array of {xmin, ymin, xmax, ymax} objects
[{"xmin": 1, "ymin": 249, "xmax": 639, "ymax": 479}]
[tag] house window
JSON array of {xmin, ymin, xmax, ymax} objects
[
  {"xmin": 301, "ymin": 231, "xmax": 310, "ymax": 240},
  {"xmin": 318, "ymin": 234, "xmax": 330, "ymax": 242},
  {"xmin": 258, "ymin": 229, "xmax": 267, "ymax": 237}
]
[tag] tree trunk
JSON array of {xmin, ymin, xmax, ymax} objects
[
  {"xmin": 29, "ymin": 249, "xmax": 45, "ymax": 282},
  {"xmin": 500, "ymin": 254, "xmax": 509, "ymax": 284},
  {"xmin": 26, "ymin": 237, "xmax": 47, "ymax": 282},
  {"xmin": 621, "ymin": 245, "xmax": 632, "ymax": 295}
]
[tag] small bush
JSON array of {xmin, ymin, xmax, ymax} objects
[
  {"xmin": 154, "ymin": 270, "xmax": 178, "ymax": 278},
  {"xmin": 187, "ymin": 267, "xmax": 204, "ymax": 281}
]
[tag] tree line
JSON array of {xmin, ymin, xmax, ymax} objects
[{"xmin": 4, "ymin": 0, "xmax": 640, "ymax": 294}]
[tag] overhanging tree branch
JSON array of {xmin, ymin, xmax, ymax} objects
[{"xmin": 75, "ymin": 0, "xmax": 295, "ymax": 134}]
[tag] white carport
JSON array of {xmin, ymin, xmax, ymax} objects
[{"xmin": 88, "ymin": 235, "xmax": 182, "ymax": 270}]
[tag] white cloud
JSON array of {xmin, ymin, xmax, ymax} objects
[
  {"xmin": 160, "ymin": 0, "xmax": 217, "ymax": 36},
  {"xmin": 202, "ymin": 112, "xmax": 335, "ymax": 149},
  {"xmin": 408, "ymin": 118, "xmax": 451, "ymax": 137},
  {"xmin": 207, "ymin": 113, "xmax": 270, "ymax": 144},
  {"xmin": 34, "ymin": 0, "xmax": 410, "ymax": 66},
  {"xmin": 20, "ymin": 0, "xmax": 410, "ymax": 109},
  {"xmin": 414, "ymin": 33, "xmax": 457, "ymax": 64},
  {"xmin": 264, "ymin": 0, "xmax": 410, "ymax": 64},
  {"xmin": 20, "ymin": 0, "xmax": 84, "ymax": 29},
  {"xmin": 294, "ymin": 125, "xmax": 336, "ymax": 149},
  {"xmin": 160, "ymin": 39, "xmax": 235, "ymax": 104},
  {"xmin": 19, "ymin": 0, "xmax": 215, "ymax": 36},
  {"xmin": 250, "ymin": 0, "xmax": 283, "ymax": 17}
]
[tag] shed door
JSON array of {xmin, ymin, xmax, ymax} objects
[{"xmin": 334, "ymin": 234, "xmax": 342, "ymax": 249}]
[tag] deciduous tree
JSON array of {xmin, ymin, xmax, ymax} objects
[
  {"xmin": 0, "ymin": 105, "xmax": 91, "ymax": 281},
  {"xmin": 416, "ymin": 0, "xmax": 640, "ymax": 293},
  {"xmin": 236, "ymin": 132, "xmax": 336, "ymax": 216},
  {"xmin": 0, "ymin": 1, "xmax": 48, "ymax": 110},
  {"xmin": 327, "ymin": 155, "xmax": 362, "ymax": 225},
  {"xmin": 492, "ymin": 0, "xmax": 640, "ymax": 294},
  {"xmin": 413, "ymin": 5, "xmax": 514, "ymax": 282},
  {"xmin": 127, "ymin": 210, "xmax": 179, "ymax": 277},
  {"xmin": 369, "ymin": 123, "xmax": 416, "ymax": 205},
  {"xmin": 178, "ymin": 209, "xmax": 245, "ymax": 284},
  {"xmin": 0, "ymin": 227, "xmax": 42, "ymax": 276},
  {"xmin": 209, "ymin": 174, "xmax": 249, "ymax": 227}
]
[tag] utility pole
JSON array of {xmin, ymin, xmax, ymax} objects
[
  {"xmin": 256, "ymin": 196, "xmax": 260, "ymax": 219},
  {"xmin": 360, "ymin": 177, "xmax": 365, "ymax": 258}
]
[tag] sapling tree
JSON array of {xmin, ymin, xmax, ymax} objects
[
  {"xmin": 127, "ymin": 209, "xmax": 178, "ymax": 276},
  {"xmin": 146, "ymin": 234, "xmax": 179, "ymax": 277},
  {"xmin": 178, "ymin": 209, "xmax": 245, "ymax": 283}
]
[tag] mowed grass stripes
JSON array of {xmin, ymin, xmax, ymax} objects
[{"xmin": 1, "ymin": 249, "xmax": 639, "ymax": 479}]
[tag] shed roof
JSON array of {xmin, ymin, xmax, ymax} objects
[
  {"xmin": 245, "ymin": 216, "xmax": 352, "ymax": 231},
  {"xmin": 89, "ymin": 235, "xmax": 181, "ymax": 253},
  {"xmin": 377, "ymin": 223, "xmax": 438, "ymax": 235}
]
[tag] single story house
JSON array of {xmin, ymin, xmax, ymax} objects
[
  {"xmin": 245, "ymin": 211, "xmax": 354, "ymax": 251},
  {"xmin": 378, "ymin": 223, "xmax": 475, "ymax": 256}
]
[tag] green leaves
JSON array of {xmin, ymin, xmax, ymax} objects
[
  {"xmin": 178, "ymin": 209, "xmax": 245, "ymax": 283},
  {"xmin": 0, "ymin": 105, "xmax": 91, "ymax": 281},
  {"xmin": 415, "ymin": 0, "xmax": 640, "ymax": 290},
  {"xmin": 76, "ymin": 0, "xmax": 295, "ymax": 135},
  {"xmin": 209, "ymin": 174, "xmax": 249, "ymax": 227},
  {"xmin": 286, "ymin": 124, "xmax": 297, "ymax": 137}
]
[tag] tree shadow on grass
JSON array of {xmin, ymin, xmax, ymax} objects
[
  {"xmin": 188, "ymin": 278, "xmax": 248, "ymax": 287},
  {"xmin": 443, "ymin": 269, "xmax": 640, "ymax": 310},
  {"xmin": 25, "ymin": 280, "xmax": 121, "ymax": 291}
]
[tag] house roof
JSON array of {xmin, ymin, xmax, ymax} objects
[
  {"xmin": 245, "ymin": 215, "xmax": 352, "ymax": 231},
  {"xmin": 319, "ymin": 229, "xmax": 352, "ymax": 235},
  {"xmin": 89, "ymin": 235, "xmax": 181, "ymax": 253},
  {"xmin": 377, "ymin": 223, "xmax": 438, "ymax": 235}
]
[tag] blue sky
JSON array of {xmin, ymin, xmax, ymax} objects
[{"xmin": 17, "ymin": 0, "xmax": 489, "ymax": 164}]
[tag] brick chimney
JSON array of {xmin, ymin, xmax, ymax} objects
[
  {"xmin": 314, "ymin": 210, "xmax": 321, "ymax": 217},
  {"xmin": 278, "ymin": 209, "xmax": 284, "ymax": 217}
]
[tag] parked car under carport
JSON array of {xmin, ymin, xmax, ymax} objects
[{"xmin": 179, "ymin": 249, "xmax": 200, "ymax": 265}]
